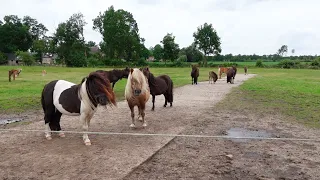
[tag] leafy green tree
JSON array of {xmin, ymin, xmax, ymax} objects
[
  {"xmin": 15, "ymin": 51, "xmax": 35, "ymax": 66},
  {"xmin": 0, "ymin": 15, "xmax": 33, "ymax": 53},
  {"xmin": 179, "ymin": 43, "xmax": 204, "ymax": 62},
  {"xmin": 0, "ymin": 52, "xmax": 7, "ymax": 65},
  {"xmin": 153, "ymin": 44, "xmax": 163, "ymax": 60},
  {"xmin": 277, "ymin": 45, "xmax": 288, "ymax": 57},
  {"xmin": 161, "ymin": 33, "xmax": 180, "ymax": 62},
  {"xmin": 193, "ymin": 23, "xmax": 221, "ymax": 66},
  {"xmin": 53, "ymin": 13, "xmax": 88, "ymax": 67},
  {"xmin": 93, "ymin": 6, "xmax": 144, "ymax": 61}
]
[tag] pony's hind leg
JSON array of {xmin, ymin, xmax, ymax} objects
[
  {"xmin": 163, "ymin": 94, "xmax": 168, "ymax": 107},
  {"xmin": 129, "ymin": 105, "xmax": 136, "ymax": 128},
  {"xmin": 151, "ymin": 95, "xmax": 155, "ymax": 111}
]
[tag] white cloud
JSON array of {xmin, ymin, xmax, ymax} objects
[{"xmin": 0, "ymin": 0, "xmax": 319, "ymax": 55}]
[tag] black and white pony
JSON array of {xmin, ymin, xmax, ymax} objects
[{"xmin": 41, "ymin": 72, "xmax": 117, "ymax": 145}]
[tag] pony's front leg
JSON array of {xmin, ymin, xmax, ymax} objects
[
  {"xmin": 81, "ymin": 113, "xmax": 93, "ymax": 146},
  {"xmin": 45, "ymin": 123, "xmax": 52, "ymax": 140},
  {"xmin": 141, "ymin": 107, "xmax": 147, "ymax": 127},
  {"xmin": 129, "ymin": 105, "xmax": 136, "ymax": 128}
]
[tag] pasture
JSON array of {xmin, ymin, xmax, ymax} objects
[{"xmin": 1, "ymin": 65, "xmax": 320, "ymax": 179}]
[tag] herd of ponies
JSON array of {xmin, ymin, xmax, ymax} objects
[{"xmin": 8, "ymin": 65, "xmax": 248, "ymax": 145}]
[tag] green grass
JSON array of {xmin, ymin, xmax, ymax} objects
[
  {"xmin": 219, "ymin": 68, "xmax": 320, "ymax": 128},
  {"xmin": 1, "ymin": 65, "xmax": 319, "ymax": 129},
  {"xmin": 0, "ymin": 66, "xmax": 212, "ymax": 114}
]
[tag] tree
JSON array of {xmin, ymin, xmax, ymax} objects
[
  {"xmin": 86, "ymin": 41, "xmax": 97, "ymax": 47},
  {"xmin": 153, "ymin": 44, "xmax": 163, "ymax": 60},
  {"xmin": 277, "ymin": 45, "xmax": 288, "ymax": 57},
  {"xmin": 193, "ymin": 23, "xmax": 221, "ymax": 66},
  {"xmin": 179, "ymin": 43, "xmax": 204, "ymax": 62},
  {"xmin": 291, "ymin": 49, "xmax": 295, "ymax": 56},
  {"xmin": 93, "ymin": 6, "xmax": 144, "ymax": 61},
  {"xmin": 161, "ymin": 33, "xmax": 180, "ymax": 62},
  {"xmin": 15, "ymin": 51, "xmax": 35, "ymax": 66},
  {"xmin": 53, "ymin": 13, "xmax": 88, "ymax": 67},
  {"xmin": 0, "ymin": 15, "xmax": 33, "ymax": 53}
]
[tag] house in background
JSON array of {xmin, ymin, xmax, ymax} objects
[
  {"xmin": 147, "ymin": 56, "xmax": 155, "ymax": 62},
  {"xmin": 6, "ymin": 53, "xmax": 21, "ymax": 65},
  {"xmin": 42, "ymin": 53, "xmax": 57, "ymax": 65}
]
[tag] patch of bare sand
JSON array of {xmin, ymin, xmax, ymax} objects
[{"xmin": 0, "ymin": 74, "xmax": 255, "ymax": 180}]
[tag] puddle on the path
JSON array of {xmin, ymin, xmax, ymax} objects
[
  {"xmin": 0, "ymin": 117, "xmax": 25, "ymax": 125},
  {"xmin": 225, "ymin": 127, "xmax": 272, "ymax": 142}
]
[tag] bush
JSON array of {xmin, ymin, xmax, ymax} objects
[
  {"xmin": 310, "ymin": 58, "xmax": 320, "ymax": 67},
  {"xmin": 0, "ymin": 52, "xmax": 7, "ymax": 65},
  {"xmin": 15, "ymin": 51, "xmax": 35, "ymax": 66},
  {"xmin": 87, "ymin": 57, "xmax": 104, "ymax": 67},
  {"xmin": 256, "ymin": 60, "xmax": 263, "ymax": 67}
]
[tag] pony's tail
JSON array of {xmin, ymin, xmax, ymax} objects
[{"xmin": 168, "ymin": 79, "xmax": 173, "ymax": 103}]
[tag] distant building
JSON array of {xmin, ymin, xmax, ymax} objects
[{"xmin": 147, "ymin": 56, "xmax": 155, "ymax": 62}]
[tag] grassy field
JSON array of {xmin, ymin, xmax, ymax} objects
[
  {"xmin": 1, "ymin": 65, "xmax": 319, "ymax": 128},
  {"xmin": 218, "ymin": 68, "xmax": 320, "ymax": 128},
  {"xmin": 0, "ymin": 66, "xmax": 212, "ymax": 114}
]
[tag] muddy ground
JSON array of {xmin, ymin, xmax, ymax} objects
[{"xmin": 0, "ymin": 74, "xmax": 319, "ymax": 180}]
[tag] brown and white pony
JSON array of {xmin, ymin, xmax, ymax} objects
[
  {"xmin": 218, "ymin": 66, "xmax": 229, "ymax": 79},
  {"xmin": 244, "ymin": 66, "xmax": 248, "ymax": 75},
  {"xmin": 209, "ymin": 71, "xmax": 218, "ymax": 84},
  {"xmin": 41, "ymin": 72, "xmax": 116, "ymax": 145},
  {"xmin": 226, "ymin": 68, "xmax": 235, "ymax": 84},
  {"xmin": 9, "ymin": 68, "xmax": 22, "ymax": 82},
  {"xmin": 125, "ymin": 68, "xmax": 150, "ymax": 128}
]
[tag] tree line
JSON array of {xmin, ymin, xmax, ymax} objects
[{"xmin": 0, "ymin": 6, "xmax": 317, "ymax": 67}]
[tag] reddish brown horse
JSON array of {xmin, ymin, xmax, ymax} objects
[
  {"xmin": 141, "ymin": 67, "xmax": 173, "ymax": 111},
  {"xmin": 96, "ymin": 67, "xmax": 130, "ymax": 89},
  {"xmin": 191, "ymin": 64, "xmax": 199, "ymax": 85},
  {"xmin": 9, "ymin": 68, "xmax": 22, "ymax": 82},
  {"xmin": 218, "ymin": 66, "xmax": 229, "ymax": 79}
]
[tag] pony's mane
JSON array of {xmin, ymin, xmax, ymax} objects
[
  {"xmin": 147, "ymin": 72, "xmax": 158, "ymax": 87},
  {"xmin": 79, "ymin": 72, "xmax": 116, "ymax": 109},
  {"xmin": 125, "ymin": 68, "xmax": 149, "ymax": 99}
]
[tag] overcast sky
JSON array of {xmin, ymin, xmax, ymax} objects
[{"xmin": 0, "ymin": 0, "xmax": 319, "ymax": 55}]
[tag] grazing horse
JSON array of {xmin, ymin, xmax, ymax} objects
[
  {"xmin": 42, "ymin": 70, "xmax": 47, "ymax": 76},
  {"xmin": 41, "ymin": 72, "xmax": 116, "ymax": 145},
  {"xmin": 209, "ymin": 71, "xmax": 218, "ymax": 84},
  {"xmin": 141, "ymin": 67, "xmax": 174, "ymax": 111},
  {"xmin": 244, "ymin": 66, "xmax": 248, "ymax": 75},
  {"xmin": 125, "ymin": 68, "xmax": 150, "ymax": 128},
  {"xmin": 226, "ymin": 68, "xmax": 235, "ymax": 84},
  {"xmin": 96, "ymin": 67, "xmax": 130, "ymax": 89},
  {"xmin": 218, "ymin": 66, "xmax": 229, "ymax": 79},
  {"xmin": 191, "ymin": 64, "xmax": 199, "ymax": 85},
  {"xmin": 9, "ymin": 68, "xmax": 22, "ymax": 82}
]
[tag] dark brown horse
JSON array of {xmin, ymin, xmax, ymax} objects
[
  {"xmin": 191, "ymin": 64, "xmax": 199, "ymax": 85},
  {"xmin": 226, "ymin": 68, "xmax": 235, "ymax": 84},
  {"xmin": 141, "ymin": 67, "xmax": 173, "ymax": 111},
  {"xmin": 209, "ymin": 71, "xmax": 218, "ymax": 84},
  {"xmin": 232, "ymin": 65, "xmax": 237, "ymax": 79},
  {"xmin": 96, "ymin": 67, "xmax": 130, "ymax": 89}
]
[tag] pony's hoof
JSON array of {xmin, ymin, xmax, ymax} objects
[
  {"xmin": 163, "ymin": 105, "xmax": 167, "ymax": 107},
  {"xmin": 45, "ymin": 136, "xmax": 52, "ymax": 140},
  {"xmin": 142, "ymin": 123, "xmax": 147, "ymax": 127},
  {"xmin": 58, "ymin": 132, "xmax": 65, "ymax": 138},
  {"xmin": 84, "ymin": 141, "xmax": 91, "ymax": 146},
  {"xmin": 130, "ymin": 124, "xmax": 136, "ymax": 128},
  {"xmin": 151, "ymin": 108, "xmax": 154, "ymax": 111}
]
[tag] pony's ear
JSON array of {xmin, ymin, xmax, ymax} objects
[
  {"xmin": 146, "ymin": 67, "xmax": 149, "ymax": 71},
  {"xmin": 130, "ymin": 68, "xmax": 134, "ymax": 74}
]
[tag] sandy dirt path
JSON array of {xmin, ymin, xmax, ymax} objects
[
  {"xmin": 1, "ymin": 73, "xmax": 319, "ymax": 180},
  {"xmin": 0, "ymin": 73, "xmax": 253, "ymax": 179}
]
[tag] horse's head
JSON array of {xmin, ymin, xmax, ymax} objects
[
  {"xmin": 129, "ymin": 68, "xmax": 148, "ymax": 96},
  {"xmin": 141, "ymin": 67, "xmax": 150, "ymax": 78},
  {"xmin": 85, "ymin": 72, "xmax": 117, "ymax": 107},
  {"xmin": 122, "ymin": 67, "xmax": 130, "ymax": 78}
]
